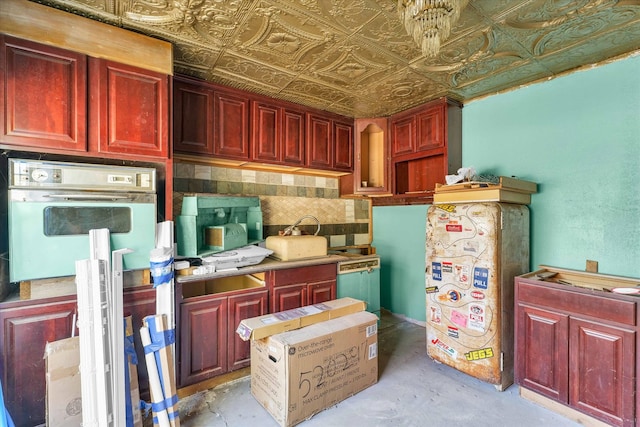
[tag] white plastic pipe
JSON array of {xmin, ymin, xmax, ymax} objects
[{"xmin": 140, "ymin": 326, "xmax": 170, "ymax": 427}]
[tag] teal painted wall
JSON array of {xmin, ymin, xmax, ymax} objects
[{"xmin": 372, "ymin": 54, "xmax": 640, "ymax": 321}]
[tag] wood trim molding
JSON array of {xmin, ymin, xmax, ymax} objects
[{"xmin": 0, "ymin": 0, "xmax": 173, "ymax": 75}]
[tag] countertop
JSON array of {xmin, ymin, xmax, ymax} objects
[{"xmin": 175, "ymin": 254, "xmax": 347, "ymax": 284}]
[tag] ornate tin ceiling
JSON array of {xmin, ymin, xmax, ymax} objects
[{"xmin": 33, "ymin": 0, "xmax": 640, "ymax": 118}]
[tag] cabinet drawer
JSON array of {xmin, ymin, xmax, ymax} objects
[
  {"xmin": 516, "ymin": 280, "xmax": 636, "ymax": 326},
  {"xmin": 268, "ymin": 263, "xmax": 336, "ymax": 287}
]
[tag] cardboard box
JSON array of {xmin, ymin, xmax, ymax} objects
[
  {"xmin": 236, "ymin": 297, "xmax": 367, "ymax": 341},
  {"xmin": 45, "ymin": 336, "xmax": 82, "ymax": 427},
  {"xmin": 250, "ymin": 311, "xmax": 379, "ymax": 427}
]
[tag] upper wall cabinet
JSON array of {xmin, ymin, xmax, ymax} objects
[
  {"xmin": 173, "ymin": 74, "xmax": 353, "ymax": 174},
  {"xmin": 251, "ymin": 99, "xmax": 305, "ymax": 166},
  {"xmin": 0, "ymin": 35, "xmax": 87, "ymax": 152},
  {"xmin": 306, "ymin": 111, "xmax": 353, "ymax": 172},
  {"xmin": 388, "ymin": 97, "xmax": 461, "ymax": 201},
  {"xmin": 352, "ymin": 118, "xmax": 391, "ymax": 196},
  {"xmin": 89, "ymin": 58, "xmax": 169, "ymax": 159},
  {"xmin": 0, "ymin": 35, "xmax": 170, "ymax": 161}
]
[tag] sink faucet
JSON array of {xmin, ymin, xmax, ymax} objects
[{"xmin": 282, "ymin": 215, "xmax": 321, "ymax": 236}]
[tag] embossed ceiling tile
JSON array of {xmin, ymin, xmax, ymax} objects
[
  {"xmin": 454, "ymin": 59, "xmax": 552, "ymax": 101},
  {"xmin": 212, "ymin": 52, "xmax": 297, "ymax": 91},
  {"xmin": 352, "ymin": 4, "xmax": 421, "ymax": 58},
  {"xmin": 279, "ymin": 78, "xmax": 352, "ymax": 112},
  {"xmin": 305, "ymin": 0, "xmax": 384, "ymax": 34},
  {"xmin": 467, "ymin": 0, "xmax": 531, "ymax": 21},
  {"xmin": 171, "ymin": 41, "xmax": 220, "ymax": 74},
  {"xmin": 231, "ymin": 2, "xmax": 344, "ymax": 72}
]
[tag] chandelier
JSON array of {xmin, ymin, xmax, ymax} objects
[{"xmin": 397, "ymin": 0, "xmax": 468, "ymax": 58}]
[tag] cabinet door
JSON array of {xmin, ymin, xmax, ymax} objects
[
  {"xmin": 282, "ymin": 108, "xmax": 305, "ymax": 165},
  {"xmin": 415, "ymin": 102, "xmax": 445, "ymax": 151},
  {"xmin": 227, "ymin": 290, "xmax": 268, "ymax": 371},
  {"xmin": 0, "ymin": 35, "xmax": 87, "ymax": 152},
  {"xmin": 272, "ymin": 284, "xmax": 307, "ymax": 313},
  {"xmin": 334, "ymin": 120, "xmax": 354, "ymax": 172},
  {"xmin": 213, "ymin": 90, "xmax": 250, "ymax": 160},
  {"xmin": 251, "ymin": 101, "xmax": 280, "ymax": 163},
  {"xmin": 0, "ymin": 299, "xmax": 77, "ymax": 427},
  {"xmin": 390, "ymin": 113, "xmax": 415, "ymax": 156},
  {"xmin": 306, "ymin": 113, "xmax": 332, "ymax": 169},
  {"xmin": 89, "ymin": 58, "xmax": 168, "ymax": 159},
  {"xmin": 179, "ymin": 296, "xmax": 227, "ymax": 387},
  {"xmin": 308, "ymin": 280, "xmax": 336, "ymax": 305},
  {"xmin": 515, "ymin": 304, "xmax": 569, "ymax": 403},
  {"xmin": 123, "ymin": 287, "xmax": 156, "ymax": 401},
  {"xmin": 569, "ymin": 318, "xmax": 635, "ymax": 426},
  {"xmin": 174, "ymin": 78, "xmax": 214, "ymax": 155}
]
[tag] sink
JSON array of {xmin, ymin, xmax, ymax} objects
[{"xmin": 265, "ymin": 235, "xmax": 327, "ymax": 261}]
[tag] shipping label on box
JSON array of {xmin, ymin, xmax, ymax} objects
[
  {"xmin": 250, "ymin": 311, "xmax": 379, "ymax": 427},
  {"xmin": 237, "ymin": 297, "xmax": 366, "ymax": 341}
]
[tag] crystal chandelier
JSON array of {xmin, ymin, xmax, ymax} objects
[{"xmin": 397, "ymin": 0, "xmax": 468, "ymax": 58}]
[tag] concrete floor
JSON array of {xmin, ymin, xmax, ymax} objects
[{"xmin": 177, "ymin": 311, "xmax": 582, "ymax": 427}]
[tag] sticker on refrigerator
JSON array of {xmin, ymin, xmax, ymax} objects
[
  {"xmin": 442, "ymin": 262, "xmax": 453, "ymax": 275},
  {"xmin": 429, "ymin": 306, "xmax": 441, "ymax": 324},
  {"xmin": 431, "ymin": 262, "xmax": 442, "ymax": 281},
  {"xmin": 446, "ymin": 223, "xmax": 462, "ymax": 232},
  {"xmin": 470, "ymin": 290, "xmax": 485, "ymax": 300},
  {"xmin": 430, "ymin": 338, "xmax": 457, "ymax": 359},
  {"xmin": 426, "ymin": 286, "xmax": 439, "ymax": 294},
  {"xmin": 447, "ymin": 326, "xmax": 459, "ymax": 339},
  {"xmin": 455, "ymin": 264, "xmax": 470, "ymax": 284},
  {"xmin": 464, "ymin": 347, "xmax": 494, "ymax": 361},
  {"xmin": 468, "ymin": 303, "xmax": 486, "ymax": 331},
  {"xmin": 473, "ymin": 267, "xmax": 489, "ymax": 289},
  {"xmin": 438, "ymin": 290, "xmax": 461, "ymax": 302},
  {"xmin": 450, "ymin": 310, "xmax": 467, "ymax": 328}
]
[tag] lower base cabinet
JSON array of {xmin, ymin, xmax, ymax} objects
[
  {"xmin": 177, "ymin": 280, "xmax": 268, "ymax": 388},
  {"xmin": 267, "ymin": 263, "xmax": 337, "ymax": 312},
  {"xmin": 0, "ymin": 285, "xmax": 156, "ymax": 427},
  {"xmin": 515, "ymin": 268, "xmax": 638, "ymax": 427}
]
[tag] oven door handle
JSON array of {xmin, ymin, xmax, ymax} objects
[{"xmin": 44, "ymin": 194, "xmax": 132, "ymax": 201}]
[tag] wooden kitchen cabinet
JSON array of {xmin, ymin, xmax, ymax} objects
[
  {"xmin": 0, "ymin": 36, "xmax": 170, "ymax": 162},
  {"xmin": 387, "ymin": 97, "xmax": 461, "ymax": 201},
  {"xmin": 267, "ymin": 263, "xmax": 337, "ymax": 313},
  {"xmin": 250, "ymin": 99, "xmax": 305, "ymax": 165},
  {"xmin": 306, "ymin": 111, "xmax": 354, "ymax": 172},
  {"xmin": 0, "ymin": 296, "xmax": 77, "ymax": 427},
  {"xmin": 348, "ymin": 118, "xmax": 391, "ymax": 196},
  {"xmin": 173, "ymin": 77, "xmax": 215, "ymax": 155},
  {"xmin": 213, "ymin": 88, "xmax": 251, "ymax": 160},
  {"xmin": 176, "ymin": 276, "xmax": 268, "ymax": 388},
  {"xmin": 0, "ymin": 35, "xmax": 87, "ymax": 152},
  {"xmin": 515, "ymin": 267, "xmax": 638, "ymax": 426},
  {"xmin": 89, "ymin": 58, "xmax": 169, "ymax": 159}
]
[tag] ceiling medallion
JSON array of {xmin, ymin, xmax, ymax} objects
[{"xmin": 397, "ymin": 0, "xmax": 468, "ymax": 58}]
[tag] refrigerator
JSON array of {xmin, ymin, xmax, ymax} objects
[{"xmin": 425, "ymin": 202, "xmax": 529, "ymax": 391}]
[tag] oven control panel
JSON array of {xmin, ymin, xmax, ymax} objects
[
  {"xmin": 337, "ymin": 256, "xmax": 380, "ymax": 274},
  {"xmin": 9, "ymin": 158, "xmax": 156, "ymax": 192}
]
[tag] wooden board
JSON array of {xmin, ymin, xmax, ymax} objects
[
  {"xmin": 435, "ymin": 176, "xmax": 537, "ymax": 194},
  {"xmin": 433, "ymin": 188, "xmax": 532, "ymax": 204}
]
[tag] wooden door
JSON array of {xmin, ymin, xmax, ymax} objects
[
  {"xmin": 179, "ymin": 296, "xmax": 228, "ymax": 387},
  {"xmin": 415, "ymin": 102, "xmax": 445, "ymax": 152},
  {"xmin": 390, "ymin": 113, "xmax": 415, "ymax": 156},
  {"xmin": 306, "ymin": 113, "xmax": 332, "ymax": 169},
  {"xmin": 173, "ymin": 78, "xmax": 215, "ymax": 154},
  {"xmin": 282, "ymin": 108, "xmax": 305, "ymax": 165},
  {"xmin": 89, "ymin": 58, "xmax": 168, "ymax": 159},
  {"xmin": 0, "ymin": 298, "xmax": 77, "ymax": 427},
  {"xmin": 227, "ymin": 289, "xmax": 268, "ymax": 371},
  {"xmin": 308, "ymin": 280, "xmax": 336, "ymax": 305},
  {"xmin": 515, "ymin": 303, "xmax": 569, "ymax": 403},
  {"xmin": 213, "ymin": 90, "xmax": 250, "ymax": 160},
  {"xmin": 569, "ymin": 318, "xmax": 635, "ymax": 426},
  {"xmin": 333, "ymin": 120, "xmax": 354, "ymax": 171},
  {"xmin": 0, "ymin": 35, "xmax": 87, "ymax": 152},
  {"xmin": 251, "ymin": 101, "xmax": 280, "ymax": 163},
  {"xmin": 272, "ymin": 284, "xmax": 307, "ymax": 313}
]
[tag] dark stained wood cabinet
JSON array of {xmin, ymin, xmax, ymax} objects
[
  {"xmin": 515, "ymin": 268, "xmax": 638, "ymax": 427},
  {"xmin": 250, "ymin": 100, "xmax": 305, "ymax": 166},
  {"xmin": 0, "ymin": 286, "xmax": 156, "ymax": 427},
  {"xmin": 0, "ymin": 36, "xmax": 170, "ymax": 162},
  {"xmin": 386, "ymin": 97, "xmax": 461, "ymax": 201},
  {"xmin": 0, "ymin": 35, "xmax": 87, "ymax": 152},
  {"xmin": 306, "ymin": 112, "xmax": 354, "ymax": 172},
  {"xmin": 267, "ymin": 263, "xmax": 337, "ymax": 313},
  {"xmin": 0, "ymin": 297, "xmax": 77, "ymax": 427},
  {"xmin": 176, "ymin": 278, "xmax": 268, "ymax": 388},
  {"xmin": 173, "ymin": 77, "xmax": 215, "ymax": 155},
  {"xmin": 213, "ymin": 89, "xmax": 250, "ymax": 160},
  {"xmin": 89, "ymin": 58, "xmax": 169, "ymax": 159}
]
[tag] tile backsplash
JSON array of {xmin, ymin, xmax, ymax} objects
[{"xmin": 174, "ymin": 161, "xmax": 371, "ymax": 248}]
